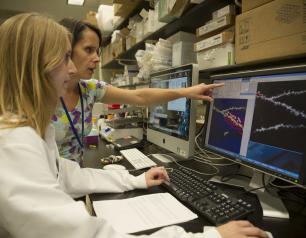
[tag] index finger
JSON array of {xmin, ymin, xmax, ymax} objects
[
  {"xmin": 157, "ymin": 167, "xmax": 170, "ymax": 181},
  {"xmin": 205, "ymin": 83, "xmax": 224, "ymax": 89}
]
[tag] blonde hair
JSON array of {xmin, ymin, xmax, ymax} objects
[{"xmin": 0, "ymin": 13, "xmax": 71, "ymax": 137}]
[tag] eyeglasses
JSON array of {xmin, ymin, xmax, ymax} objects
[{"xmin": 84, "ymin": 46, "xmax": 101, "ymax": 57}]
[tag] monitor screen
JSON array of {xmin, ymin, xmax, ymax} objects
[
  {"xmin": 149, "ymin": 70, "xmax": 191, "ymax": 140},
  {"xmin": 204, "ymin": 70, "xmax": 306, "ymax": 184},
  {"xmin": 147, "ymin": 64, "xmax": 198, "ymax": 158}
]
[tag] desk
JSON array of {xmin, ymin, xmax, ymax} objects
[{"xmin": 84, "ymin": 140, "xmax": 306, "ymax": 238}]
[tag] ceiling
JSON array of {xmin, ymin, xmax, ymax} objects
[{"xmin": 0, "ymin": 0, "xmax": 113, "ymax": 21}]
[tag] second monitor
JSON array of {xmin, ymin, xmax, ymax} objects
[{"xmin": 147, "ymin": 64, "xmax": 199, "ymax": 159}]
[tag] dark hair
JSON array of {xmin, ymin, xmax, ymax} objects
[{"xmin": 59, "ymin": 18, "xmax": 102, "ymax": 49}]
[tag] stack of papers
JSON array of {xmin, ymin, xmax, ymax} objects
[{"xmin": 93, "ymin": 193, "xmax": 198, "ymax": 233}]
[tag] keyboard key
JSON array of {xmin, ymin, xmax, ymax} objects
[
  {"xmin": 162, "ymin": 167, "xmax": 254, "ymax": 225},
  {"xmin": 120, "ymin": 148, "xmax": 157, "ymax": 170}
]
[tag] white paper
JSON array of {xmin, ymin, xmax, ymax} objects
[{"xmin": 93, "ymin": 193, "xmax": 198, "ymax": 234}]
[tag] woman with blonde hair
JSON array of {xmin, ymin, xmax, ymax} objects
[{"xmin": 0, "ymin": 13, "xmax": 268, "ymax": 238}]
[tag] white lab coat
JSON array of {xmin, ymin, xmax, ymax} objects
[{"xmin": 0, "ymin": 125, "xmax": 221, "ymax": 238}]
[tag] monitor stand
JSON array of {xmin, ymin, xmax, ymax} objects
[
  {"xmin": 211, "ymin": 169, "xmax": 289, "ymax": 219},
  {"xmin": 249, "ymin": 171, "xmax": 289, "ymax": 219}
]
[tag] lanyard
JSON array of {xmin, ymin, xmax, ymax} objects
[{"xmin": 60, "ymin": 84, "xmax": 84, "ymax": 149}]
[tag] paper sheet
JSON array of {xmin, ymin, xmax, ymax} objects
[{"xmin": 93, "ymin": 192, "xmax": 198, "ymax": 233}]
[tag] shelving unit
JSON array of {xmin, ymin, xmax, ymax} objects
[
  {"xmin": 106, "ymin": 106, "xmax": 144, "ymax": 114},
  {"xmin": 117, "ymin": 81, "xmax": 150, "ymax": 88},
  {"xmin": 198, "ymin": 56, "xmax": 306, "ymax": 82},
  {"xmin": 102, "ymin": 0, "xmax": 306, "ymax": 82},
  {"xmin": 101, "ymin": 0, "xmax": 232, "ymax": 69},
  {"xmin": 101, "ymin": 1, "xmax": 149, "ymax": 47}
]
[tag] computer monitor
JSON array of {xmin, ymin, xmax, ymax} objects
[
  {"xmin": 147, "ymin": 64, "xmax": 199, "ymax": 159},
  {"xmin": 204, "ymin": 65, "xmax": 306, "ymax": 217}
]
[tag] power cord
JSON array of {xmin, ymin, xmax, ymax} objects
[
  {"xmin": 237, "ymin": 173, "xmax": 270, "ymax": 197},
  {"xmin": 238, "ymin": 185, "xmax": 266, "ymax": 197},
  {"xmin": 194, "ymin": 121, "xmax": 227, "ymax": 161},
  {"xmin": 149, "ymin": 153, "xmax": 220, "ymax": 176},
  {"xmin": 194, "ymin": 155, "xmax": 236, "ymax": 166}
]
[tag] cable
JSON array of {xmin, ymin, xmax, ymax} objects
[
  {"xmin": 269, "ymin": 182, "xmax": 299, "ymax": 189},
  {"xmin": 194, "ymin": 121, "xmax": 225, "ymax": 160},
  {"xmin": 194, "ymin": 155, "xmax": 236, "ymax": 166},
  {"xmin": 238, "ymin": 173, "xmax": 269, "ymax": 197},
  {"xmin": 149, "ymin": 153, "xmax": 219, "ymax": 176},
  {"xmin": 238, "ymin": 185, "xmax": 266, "ymax": 197}
]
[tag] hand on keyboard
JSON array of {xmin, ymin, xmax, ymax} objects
[
  {"xmin": 163, "ymin": 167, "xmax": 254, "ymax": 225},
  {"xmin": 145, "ymin": 167, "xmax": 170, "ymax": 187},
  {"xmin": 216, "ymin": 221, "xmax": 271, "ymax": 238}
]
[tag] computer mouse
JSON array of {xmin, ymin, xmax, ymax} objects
[{"xmin": 103, "ymin": 164, "xmax": 126, "ymax": 171}]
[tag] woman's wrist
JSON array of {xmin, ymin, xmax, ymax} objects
[{"xmin": 177, "ymin": 87, "xmax": 188, "ymax": 98}]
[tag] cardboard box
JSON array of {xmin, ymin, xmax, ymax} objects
[
  {"xmin": 154, "ymin": 1, "xmax": 167, "ymax": 31},
  {"xmin": 197, "ymin": 43, "xmax": 235, "ymax": 70},
  {"xmin": 242, "ymin": 0, "xmax": 273, "ymax": 12},
  {"xmin": 196, "ymin": 14, "xmax": 235, "ymax": 38},
  {"xmin": 167, "ymin": 31, "xmax": 196, "ymax": 44},
  {"xmin": 111, "ymin": 38, "xmax": 126, "ymax": 58},
  {"xmin": 126, "ymin": 35, "xmax": 137, "ymax": 50},
  {"xmin": 172, "ymin": 41, "xmax": 196, "ymax": 66},
  {"xmin": 143, "ymin": 10, "xmax": 155, "ymax": 37},
  {"xmin": 84, "ymin": 11, "xmax": 98, "ymax": 26},
  {"xmin": 212, "ymin": 4, "xmax": 236, "ymax": 19},
  {"xmin": 236, "ymin": 0, "xmax": 306, "ymax": 64},
  {"xmin": 102, "ymin": 44, "xmax": 113, "ymax": 66},
  {"xmin": 114, "ymin": 0, "xmax": 142, "ymax": 18},
  {"xmin": 113, "ymin": 0, "xmax": 139, "ymax": 3},
  {"xmin": 194, "ymin": 30, "xmax": 234, "ymax": 52},
  {"xmin": 190, "ymin": 0, "xmax": 205, "ymax": 3},
  {"xmin": 135, "ymin": 21, "xmax": 144, "ymax": 43},
  {"xmin": 158, "ymin": 0, "xmax": 189, "ymax": 23}
]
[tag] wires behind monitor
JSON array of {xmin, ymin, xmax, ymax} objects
[
  {"xmin": 148, "ymin": 153, "xmax": 220, "ymax": 176},
  {"xmin": 194, "ymin": 120, "xmax": 236, "ymax": 167}
]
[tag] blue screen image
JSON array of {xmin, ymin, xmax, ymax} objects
[{"xmin": 208, "ymin": 98, "xmax": 247, "ymax": 154}]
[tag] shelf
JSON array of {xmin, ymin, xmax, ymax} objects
[
  {"xmin": 105, "ymin": 117, "xmax": 143, "ymax": 128},
  {"xmin": 107, "ymin": 106, "xmax": 144, "ymax": 114},
  {"xmin": 102, "ymin": 0, "xmax": 232, "ymax": 69},
  {"xmin": 101, "ymin": 1, "xmax": 150, "ymax": 47},
  {"xmin": 117, "ymin": 81, "xmax": 150, "ymax": 88},
  {"xmin": 199, "ymin": 56, "xmax": 306, "ymax": 76}
]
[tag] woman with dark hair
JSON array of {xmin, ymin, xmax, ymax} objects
[{"xmin": 52, "ymin": 18, "xmax": 224, "ymax": 163}]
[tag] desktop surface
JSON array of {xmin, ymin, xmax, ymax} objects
[{"xmin": 84, "ymin": 139, "xmax": 306, "ymax": 238}]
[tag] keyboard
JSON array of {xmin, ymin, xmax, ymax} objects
[
  {"xmin": 120, "ymin": 148, "xmax": 157, "ymax": 169},
  {"xmin": 163, "ymin": 166, "xmax": 254, "ymax": 225}
]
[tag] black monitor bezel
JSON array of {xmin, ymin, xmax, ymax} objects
[{"xmin": 203, "ymin": 64, "xmax": 306, "ymax": 185}]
